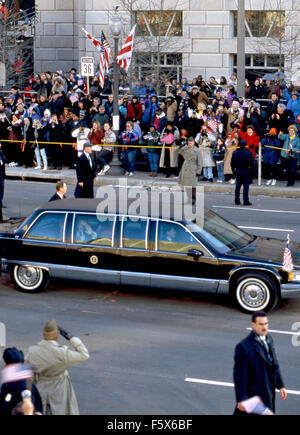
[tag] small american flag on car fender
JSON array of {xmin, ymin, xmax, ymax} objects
[
  {"xmin": 282, "ymin": 233, "xmax": 294, "ymax": 272},
  {"xmin": 1, "ymin": 363, "xmax": 33, "ymax": 384}
]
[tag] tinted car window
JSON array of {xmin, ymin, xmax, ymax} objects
[
  {"xmin": 74, "ymin": 214, "xmax": 113, "ymax": 246},
  {"xmin": 25, "ymin": 213, "xmax": 65, "ymax": 242},
  {"xmin": 158, "ymin": 221, "xmax": 200, "ymax": 253},
  {"xmin": 122, "ymin": 218, "xmax": 147, "ymax": 249}
]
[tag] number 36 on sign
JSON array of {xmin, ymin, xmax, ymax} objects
[{"xmin": 81, "ymin": 57, "xmax": 95, "ymax": 77}]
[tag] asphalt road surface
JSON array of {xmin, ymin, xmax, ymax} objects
[{"xmin": 0, "ymin": 180, "xmax": 300, "ymax": 415}]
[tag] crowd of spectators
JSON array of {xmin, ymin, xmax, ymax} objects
[{"xmin": 0, "ymin": 69, "xmax": 299, "ymax": 185}]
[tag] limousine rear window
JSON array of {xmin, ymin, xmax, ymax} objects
[
  {"xmin": 191, "ymin": 211, "xmax": 253, "ymax": 253},
  {"xmin": 73, "ymin": 214, "xmax": 113, "ymax": 246}
]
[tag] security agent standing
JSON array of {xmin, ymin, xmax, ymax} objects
[
  {"xmin": 75, "ymin": 142, "xmax": 97, "ymax": 198},
  {"xmin": 26, "ymin": 319, "xmax": 90, "ymax": 415},
  {"xmin": 233, "ymin": 311, "xmax": 287, "ymax": 415},
  {"xmin": 231, "ymin": 139, "xmax": 256, "ymax": 206}
]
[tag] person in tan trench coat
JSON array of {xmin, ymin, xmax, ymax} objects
[
  {"xmin": 26, "ymin": 319, "xmax": 89, "ymax": 415},
  {"xmin": 174, "ymin": 137, "xmax": 203, "ymax": 204}
]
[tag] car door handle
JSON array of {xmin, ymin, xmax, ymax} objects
[{"xmin": 187, "ymin": 249, "xmax": 203, "ymax": 260}]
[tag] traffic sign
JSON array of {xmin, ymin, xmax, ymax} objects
[{"xmin": 81, "ymin": 57, "xmax": 95, "ymax": 77}]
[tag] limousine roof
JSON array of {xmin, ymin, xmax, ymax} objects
[{"xmin": 39, "ymin": 198, "xmax": 206, "ymax": 221}]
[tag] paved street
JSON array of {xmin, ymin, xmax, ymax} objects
[{"xmin": 0, "ymin": 180, "xmax": 300, "ymax": 415}]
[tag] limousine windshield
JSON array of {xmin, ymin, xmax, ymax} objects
[{"xmin": 192, "ymin": 211, "xmax": 255, "ymax": 254}]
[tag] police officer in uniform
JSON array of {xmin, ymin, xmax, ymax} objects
[{"xmin": 231, "ymin": 139, "xmax": 256, "ymax": 206}]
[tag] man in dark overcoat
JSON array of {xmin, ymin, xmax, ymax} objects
[
  {"xmin": 233, "ymin": 311, "xmax": 287, "ymax": 414},
  {"xmin": 231, "ymin": 139, "xmax": 256, "ymax": 206},
  {"xmin": 75, "ymin": 143, "xmax": 96, "ymax": 198}
]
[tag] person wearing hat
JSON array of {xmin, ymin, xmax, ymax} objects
[
  {"xmin": 261, "ymin": 128, "xmax": 281, "ymax": 186},
  {"xmin": 283, "ymin": 86, "xmax": 300, "ymax": 119},
  {"xmin": 188, "ymin": 86, "xmax": 209, "ymax": 111},
  {"xmin": 0, "ymin": 347, "xmax": 43, "ymax": 416},
  {"xmin": 174, "ymin": 136, "xmax": 203, "ymax": 204},
  {"xmin": 93, "ymin": 105, "xmax": 110, "ymax": 129},
  {"xmin": 75, "ymin": 142, "xmax": 96, "ymax": 197},
  {"xmin": 278, "ymin": 125, "xmax": 300, "ymax": 186},
  {"xmin": 231, "ymin": 139, "xmax": 256, "ymax": 206},
  {"xmin": 26, "ymin": 320, "xmax": 89, "ymax": 415},
  {"xmin": 161, "ymin": 94, "xmax": 178, "ymax": 122}
]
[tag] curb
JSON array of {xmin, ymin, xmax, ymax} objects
[{"xmin": 5, "ymin": 167, "xmax": 300, "ymax": 198}]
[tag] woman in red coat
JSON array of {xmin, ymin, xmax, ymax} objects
[
  {"xmin": 88, "ymin": 121, "xmax": 104, "ymax": 174},
  {"xmin": 126, "ymin": 96, "xmax": 143, "ymax": 122},
  {"xmin": 239, "ymin": 125, "xmax": 260, "ymax": 159}
]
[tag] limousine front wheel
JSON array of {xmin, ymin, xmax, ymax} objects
[
  {"xmin": 233, "ymin": 273, "xmax": 278, "ymax": 313},
  {"xmin": 12, "ymin": 265, "xmax": 48, "ymax": 293}
]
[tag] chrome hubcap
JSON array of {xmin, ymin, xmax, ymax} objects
[
  {"xmin": 238, "ymin": 279, "xmax": 269, "ymax": 309},
  {"xmin": 17, "ymin": 266, "xmax": 42, "ymax": 288}
]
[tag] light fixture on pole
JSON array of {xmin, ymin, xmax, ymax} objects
[{"xmin": 109, "ymin": 7, "xmax": 122, "ymax": 135}]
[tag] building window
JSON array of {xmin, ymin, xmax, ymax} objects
[
  {"xmin": 134, "ymin": 52, "xmax": 182, "ymax": 82},
  {"xmin": 233, "ymin": 11, "xmax": 285, "ymax": 38},
  {"xmin": 135, "ymin": 11, "xmax": 183, "ymax": 37},
  {"xmin": 232, "ymin": 54, "xmax": 284, "ymax": 81}
]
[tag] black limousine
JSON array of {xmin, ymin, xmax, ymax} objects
[{"xmin": 0, "ymin": 199, "xmax": 299, "ymax": 313}]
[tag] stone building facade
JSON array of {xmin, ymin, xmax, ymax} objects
[{"xmin": 35, "ymin": 0, "xmax": 300, "ymax": 82}]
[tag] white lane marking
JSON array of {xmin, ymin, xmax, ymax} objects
[
  {"xmin": 239, "ymin": 226, "xmax": 295, "ymax": 232},
  {"xmin": 246, "ymin": 327, "xmax": 300, "ymax": 336},
  {"xmin": 212, "ymin": 206, "xmax": 300, "ymax": 214},
  {"xmin": 185, "ymin": 378, "xmax": 300, "ymax": 396}
]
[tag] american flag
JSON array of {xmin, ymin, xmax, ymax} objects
[
  {"xmin": 80, "ymin": 27, "xmax": 111, "ymax": 89},
  {"xmin": 207, "ymin": 117, "xmax": 218, "ymax": 133},
  {"xmin": 117, "ymin": 25, "xmax": 136, "ymax": 71},
  {"xmin": 1, "ymin": 363, "xmax": 33, "ymax": 384},
  {"xmin": 282, "ymin": 234, "xmax": 294, "ymax": 272}
]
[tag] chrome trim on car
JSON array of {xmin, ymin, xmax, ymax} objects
[
  {"xmin": 229, "ymin": 265, "xmax": 282, "ymax": 284},
  {"xmin": 281, "ymin": 283, "xmax": 300, "ymax": 298}
]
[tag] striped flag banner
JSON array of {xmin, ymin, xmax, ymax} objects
[
  {"xmin": 282, "ymin": 233, "xmax": 294, "ymax": 272},
  {"xmin": 117, "ymin": 25, "xmax": 136, "ymax": 71},
  {"xmin": 80, "ymin": 27, "xmax": 102, "ymax": 50},
  {"xmin": 2, "ymin": 363, "xmax": 33, "ymax": 384}
]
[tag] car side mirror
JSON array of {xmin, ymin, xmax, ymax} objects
[{"xmin": 187, "ymin": 249, "xmax": 203, "ymax": 260}]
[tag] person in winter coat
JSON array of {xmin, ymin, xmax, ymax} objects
[
  {"xmin": 93, "ymin": 105, "xmax": 110, "ymax": 129},
  {"xmin": 126, "ymin": 96, "xmax": 143, "ymax": 122},
  {"xmin": 239, "ymin": 125, "xmax": 260, "ymax": 159},
  {"xmin": 88, "ymin": 121, "xmax": 104, "ymax": 174},
  {"xmin": 32, "ymin": 118, "xmax": 48, "ymax": 170},
  {"xmin": 153, "ymin": 107, "xmax": 168, "ymax": 133},
  {"xmin": 104, "ymin": 94, "xmax": 114, "ymax": 120},
  {"xmin": 283, "ymin": 88, "xmax": 300, "ymax": 119},
  {"xmin": 231, "ymin": 139, "xmax": 256, "ymax": 206},
  {"xmin": 212, "ymin": 138, "xmax": 226, "ymax": 182},
  {"xmin": 174, "ymin": 136, "xmax": 203, "ymax": 204},
  {"xmin": 161, "ymin": 95, "xmax": 178, "ymax": 122},
  {"xmin": 7, "ymin": 114, "xmax": 23, "ymax": 166},
  {"xmin": 195, "ymin": 127, "xmax": 215, "ymax": 182},
  {"xmin": 248, "ymin": 78, "xmax": 267, "ymax": 100},
  {"xmin": 159, "ymin": 122, "xmax": 180, "ymax": 177},
  {"xmin": 269, "ymin": 103, "xmax": 295, "ymax": 134},
  {"xmin": 224, "ymin": 101, "xmax": 244, "ymax": 132},
  {"xmin": 0, "ymin": 347, "xmax": 43, "ymax": 416},
  {"xmin": 119, "ymin": 120, "xmax": 140, "ymax": 176},
  {"xmin": 97, "ymin": 122, "xmax": 116, "ymax": 176},
  {"xmin": 188, "ymin": 86, "xmax": 210, "ymax": 109},
  {"xmin": 278, "ymin": 124, "xmax": 300, "ymax": 186},
  {"xmin": 261, "ymin": 128, "xmax": 281, "ymax": 186},
  {"xmin": 26, "ymin": 319, "xmax": 89, "ymax": 415},
  {"xmin": 144, "ymin": 125, "xmax": 161, "ymax": 177}
]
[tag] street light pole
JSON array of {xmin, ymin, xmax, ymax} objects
[
  {"xmin": 237, "ymin": 0, "xmax": 245, "ymax": 98},
  {"xmin": 113, "ymin": 36, "xmax": 120, "ymax": 135}
]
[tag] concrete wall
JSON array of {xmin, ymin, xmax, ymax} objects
[{"xmin": 35, "ymin": 0, "xmax": 300, "ymax": 80}]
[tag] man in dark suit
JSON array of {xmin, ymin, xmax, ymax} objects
[
  {"xmin": 233, "ymin": 311, "xmax": 287, "ymax": 414},
  {"xmin": 75, "ymin": 143, "xmax": 96, "ymax": 198},
  {"xmin": 49, "ymin": 180, "xmax": 67, "ymax": 202},
  {"xmin": 231, "ymin": 139, "xmax": 256, "ymax": 206}
]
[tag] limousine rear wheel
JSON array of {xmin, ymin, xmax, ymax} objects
[
  {"xmin": 233, "ymin": 272, "xmax": 278, "ymax": 313},
  {"xmin": 12, "ymin": 265, "xmax": 48, "ymax": 293}
]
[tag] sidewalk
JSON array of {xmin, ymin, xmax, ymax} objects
[{"xmin": 5, "ymin": 166, "xmax": 300, "ymax": 198}]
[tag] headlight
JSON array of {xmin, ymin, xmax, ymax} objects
[{"xmin": 289, "ymin": 272, "xmax": 300, "ymax": 281}]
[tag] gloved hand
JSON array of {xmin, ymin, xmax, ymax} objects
[{"xmin": 58, "ymin": 326, "xmax": 73, "ymax": 341}]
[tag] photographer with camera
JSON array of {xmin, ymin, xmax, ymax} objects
[
  {"xmin": 278, "ymin": 125, "xmax": 300, "ymax": 187},
  {"xmin": 26, "ymin": 319, "xmax": 89, "ymax": 415}
]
